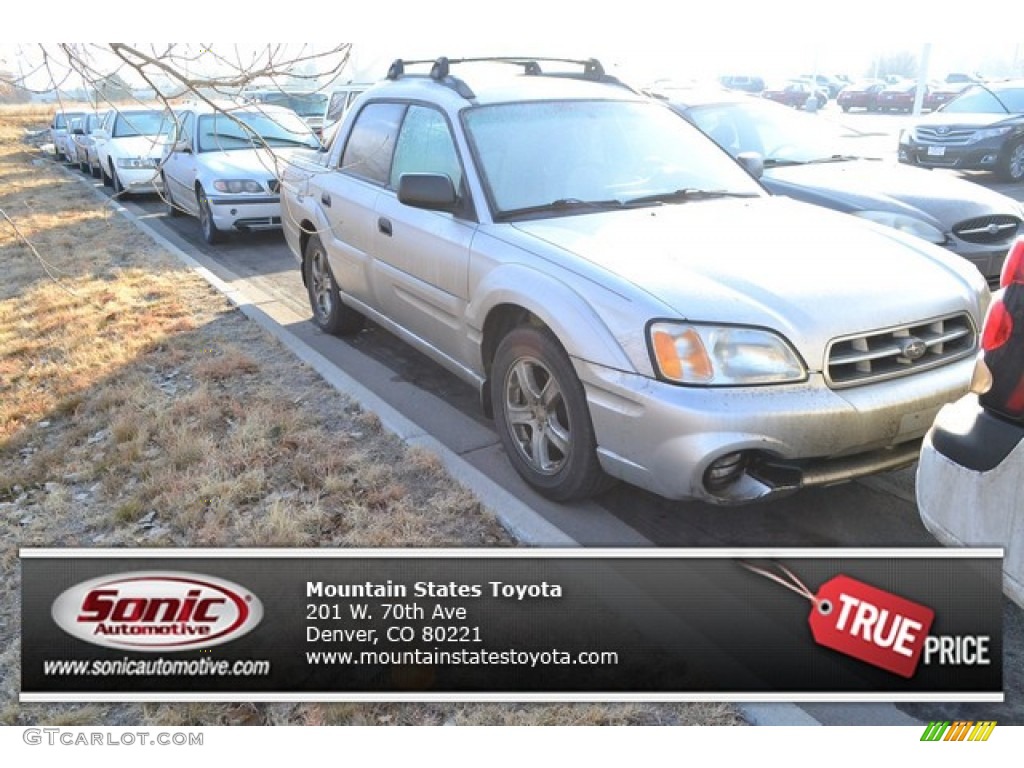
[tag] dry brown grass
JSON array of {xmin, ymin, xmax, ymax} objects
[{"xmin": 0, "ymin": 106, "xmax": 746, "ymax": 727}]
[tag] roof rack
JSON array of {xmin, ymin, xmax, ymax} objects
[{"xmin": 385, "ymin": 57, "xmax": 628, "ymax": 98}]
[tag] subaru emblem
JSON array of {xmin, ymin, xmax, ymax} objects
[{"xmin": 900, "ymin": 338, "xmax": 927, "ymax": 361}]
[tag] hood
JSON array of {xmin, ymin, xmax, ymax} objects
[
  {"xmin": 198, "ymin": 146, "xmax": 318, "ymax": 181},
  {"xmin": 113, "ymin": 135, "xmax": 169, "ymax": 158},
  {"xmin": 914, "ymin": 111, "xmax": 1021, "ymax": 130},
  {"xmin": 762, "ymin": 159, "xmax": 1021, "ymax": 229},
  {"xmin": 506, "ymin": 197, "xmax": 986, "ymax": 369}
]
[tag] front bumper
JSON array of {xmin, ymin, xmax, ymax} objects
[
  {"xmin": 115, "ymin": 166, "xmax": 162, "ymax": 193},
  {"xmin": 899, "ymin": 137, "xmax": 1007, "ymax": 173},
  {"xmin": 208, "ymin": 195, "xmax": 282, "ymax": 232},
  {"xmin": 578, "ymin": 354, "xmax": 976, "ymax": 504},
  {"xmin": 917, "ymin": 395, "xmax": 1024, "ymax": 608}
]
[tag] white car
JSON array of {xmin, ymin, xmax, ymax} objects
[
  {"xmin": 92, "ymin": 107, "xmax": 168, "ymax": 195},
  {"xmin": 69, "ymin": 111, "xmax": 104, "ymax": 175},
  {"xmin": 49, "ymin": 109, "xmax": 85, "ymax": 161},
  {"xmin": 161, "ymin": 102, "xmax": 321, "ymax": 244},
  {"xmin": 917, "ymin": 238, "xmax": 1024, "ymax": 607}
]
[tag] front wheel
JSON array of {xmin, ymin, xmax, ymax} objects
[
  {"xmin": 111, "ymin": 163, "xmax": 124, "ymax": 195},
  {"xmin": 997, "ymin": 139, "xmax": 1024, "ymax": 183},
  {"xmin": 303, "ymin": 233, "xmax": 364, "ymax": 336},
  {"xmin": 491, "ymin": 326, "xmax": 611, "ymax": 501},
  {"xmin": 197, "ymin": 187, "xmax": 224, "ymax": 244}
]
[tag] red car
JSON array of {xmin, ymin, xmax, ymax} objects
[
  {"xmin": 836, "ymin": 80, "xmax": 885, "ymax": 112},
  {"xmin": 876, "ymin": 81, "xmax": 926, "ymax": 113},
  {"xmin": 761, "ymin": 80, "xmax": 827, "ymax": 109},
  {"xmin": 923, "ymin": 82, "xmax": 968, "ymax": 111}
]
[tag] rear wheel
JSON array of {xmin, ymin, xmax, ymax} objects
[
  {"xmin": 491, "ymin": 326, "xmax": 612, "ymax": 501},
  {"xmin": 303, "ymin": 233, "xmax": 364, "ymax": 336}
]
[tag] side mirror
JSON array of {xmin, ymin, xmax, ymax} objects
[
  {"xmin": 397, "ymin": 173, "xmax": 457, "ymax": 212},
  {"xmin": 71, "ymin": 127, "xmax": 85, "ymax": 135},
  {"xmin": 173, "ymin": 139, "xmax": 191, "ymax": 154},
  {"xmin": 737, "ymin": 151, "xmax": 764, "ymax": 180}
]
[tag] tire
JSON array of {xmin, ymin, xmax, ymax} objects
[
  {"xmin": 197, "ymin": 187, "xmax": 224, "ymax": 244},
  {"xmin": 491, "ymin": 326, "xmax": 612, "ymax": 501},
  {"xmin": 79, "ymin": 159, "xmax": 89, "ymax": 174},
  {"xmin": 303, "ymin": 233, "xmax": 364, "ymax": 336},
  {"xmin": 997, "ymin": 139, "xmax": 1024, "ymax": 183},
  {"xmin": 111, "ymin": 163, "xmax": 124, "ymax": 194},
  {"xmin": 100, "ymin": 161, "xmax": 112, "ymax": 188},
  {"xmin": 163, "ymin": 175, "xmax": 182, "ymax": 217},
  {"xmin": 841, "ymin": 106, "xmax": 850, "ymax": 113}
]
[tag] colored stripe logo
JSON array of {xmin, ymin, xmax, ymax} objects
[{"xmin": 921, "ymin": 721, "xmax": 997, "ymax": 741}]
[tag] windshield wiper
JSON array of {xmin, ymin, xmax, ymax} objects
[
  {"xmin": 265, "ymin": 137, "xmax": 320, "ymax": 148},
  {"xmin": 496, "ymin": 198, "xmax": 625, "ymax": 220},
  {"xmin": 625, "ymin": 189, "xmax": 758, "ymax": 206},
  {"xmin": 803, "ymin": 154, "xmax": 863, "ymax": 164}
]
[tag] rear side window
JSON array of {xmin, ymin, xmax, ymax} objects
[
  {"xmin": 339, "ymin": 102, "xmax": 406, "ymax": 185},
  {"xmin": 389, "ymin": 105, "xmax": 462, "ymax": 192}
]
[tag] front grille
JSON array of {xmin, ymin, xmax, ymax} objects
[
  {"xmin": 914, "ymin": 127, "xmax": 977, "ymax": 145},
  {"xmin": 953, "ymin": 214, "xmax": 1020, "ymax": 245},
  {"xmin": 826, "ymin": 313, "xmax": 976, "ymax": 389},
  {"xmin": 267, "ymin": 178, "xmax": 280, "ymax": 194}
]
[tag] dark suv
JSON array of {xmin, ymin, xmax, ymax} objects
[{"xmin": 899, "ymin": 80, "xmax": 1024, "ymax": 182}]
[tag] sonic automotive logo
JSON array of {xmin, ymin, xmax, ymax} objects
[{"xmin": 51, "ymin": 572, "xmax": 263, "ymax": 651}]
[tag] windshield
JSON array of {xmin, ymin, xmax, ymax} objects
[
  {"xmin": 463, "ymin": 99, "xmax": 764, "ymax": 218},
  {"xmin": 197, "ymin": 111, "xmax": 321, "ymax": 152},
  {"xmin": 684, "ymin": 100, "xmax": 876, "ymax": 164},
  {"xmin": 113, "ymin": 111, "xmax": 165, "ymax": 138},
  {"xmin": 942, "ymin": 85, "xmax": 1024, "ymax": 114},
  {"xmin": 251, "ymin": 92, "xmax": 328, "ymax": 119}
]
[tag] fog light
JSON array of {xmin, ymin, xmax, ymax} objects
[{"xmin": 704, "ymin": 452, "xmax": 748, "ymax": 491}]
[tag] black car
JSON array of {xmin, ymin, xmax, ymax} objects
[
  {"xmin": 660, "ymin": 89, "xmax": 1024, "ymax": 284},
  {"xmin": 898, "ymin": 80, "xmax": 1024, "ymax": 182}
]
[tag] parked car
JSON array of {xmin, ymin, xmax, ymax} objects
[
  {"xmin": 160, "ymin": 101, "xmax": 322, "ymax": 244},
  {"xmin": 898, "ymin": 80, "xmax": 1024, "ymax": 182},
  {"xmin": 48, "ymin": 109, "xmax": 84, "ymax": 161},
  {"xmin": 762, "ymin": 80, "xmax": 827, "ymax": 110},
  {"xmin": 917, "ymin": 237, "xmax": 1024, "ymax": 608},
  {"xmin": 92, "ymin": 107, "xmax": 168, "ymax": 195},
  {"xmin": 923, "ymin": 82, "xmax": 969, "ymax": 112},
  {"xmin": 69, "ymin": 111, "xmax": 103, "ymax": 175},
  {"xmin": 836, "ymin": 80, "xmax": 885, "ymax": 112},
  {"xmin": 718, "ymin": 75, "xmax": 764, "ymax": 94},
  {"xmin": 320, "ymin": 83, "xmax": 371, "ymax": 146},
  {"xmin": 663, "ymin": 91, "xmax": 1023, "ymax": 285},
  {"xmin": 801, "ymin": 73, "xmax": 845, "ymax": 99},
  {"xmin": 875, "ymin": 81, "xmax": 925, "ymax": 113},
  {"xmin": 240, "ymin": 88, "xmax": 329, "ymax": 136},
  {"xmin": 280, "ymin": 56, "xmax": 988, "ymax": 505}
]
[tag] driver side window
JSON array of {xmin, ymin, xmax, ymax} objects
[{"xmin": 389, "ymin": 105, "xmax": 463, "ymax": 193}]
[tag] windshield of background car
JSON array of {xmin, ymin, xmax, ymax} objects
[
  {"xmin": 685, "ymin": 100, "xmax": 871, "ymax": 164},
  {"xmin": 113, "ymin": 111, "xmax": 165, "ymax": 138},
  {"xmin": 463, "ymin": 99, "xmax": 764, "ymax": 217},
  {"xmin": 196, "ymin": 111, "xmax": 321, "ymax": 152},
  {"xmin": 943, "ymin": 85, "xmax": 1024, "ymax": 114}
]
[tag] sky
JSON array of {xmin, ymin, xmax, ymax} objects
[{"xmin": 2, "ymin": 2, "xmax": 1022, "ymax": 92}]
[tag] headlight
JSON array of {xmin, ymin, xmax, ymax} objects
[
  {"xmin": 213, "ymin": 179, "xmax": 264, "ymax": 193},
  {"xmin": 116, "ymin": 157, "xmax": 159, "ymax": 169},
  {"xmin": 648, "ymin": 322, "xmax": 806, "ymax": 385},
  {"xmin": 971, "ymin": 126, "xmax": 1013, "ymax": 142},
  {"xmin": 852, "ymin": 210, "xmax": 947, "ymax": 244}
]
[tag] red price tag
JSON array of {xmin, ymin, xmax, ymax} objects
[
  {"xmin": 810, "ymin": 575, "xmax": 934, "ymax": 678},
  {"xmin": 743, "ymin": 564, "xmax": 935, "ymax": 679}
]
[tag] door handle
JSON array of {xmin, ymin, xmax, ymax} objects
[
  {"xmin": 378, "ymin": 217, "xmax": 393, "ymax": 236},
  {"xmin": 321, "ymin": 191, "xmax": 331, "ymax": 207}
]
